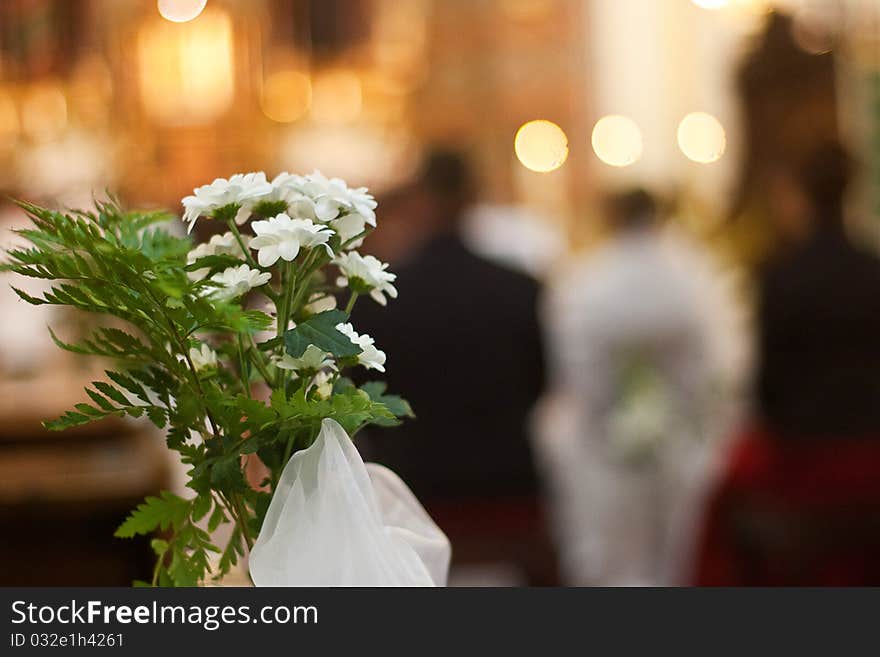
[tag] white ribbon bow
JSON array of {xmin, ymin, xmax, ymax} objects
[{"xmin": 250, "ymin": 418, "xmax": 451, "ymax": 586}]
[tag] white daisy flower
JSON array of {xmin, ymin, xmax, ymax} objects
[
  {"xmin": 269, "ymin": 172, "xmax": 308, "ymax": 201},
  {"xmin": 181, "ymin": 172, "xmax": 273, "ymax": 233},
  {"xmin": 188, "ymin": 344, "xmax": 218, "ymax": 371},
  {"xmin": 335, "ymin": 322, "xmax": 387, "ymax": 372},
  {"xmin": 311, "ymin": 370, "xmax": 334, "ymax": 399},
  {"xmin": 330, "ymin": 212, "xmax": 370, "ymax": 247},
  {"xmin": 248, "ymin": 213, "xmax": 333, "ymax": 267},
  {"xmin": 241, "ymin": 172, "xmax": 318, "ymax": 220},
  {"xmin": 334, "ymin": 251, "xmax": 398, "ymax": 305},
  {"xmin": 275, "ymin": 344, "xmax": 337, "ymax": 373},
  {"xmin": 298, "ymin": 170, "xmax": 377, "ymax": 228},
  {"xmin": 209, "ymin": 264, "xmax": 271, "ymax": 300},
  {"xmin": 186, "ymin": 231, "xmax": 249, "ymax": 280}
]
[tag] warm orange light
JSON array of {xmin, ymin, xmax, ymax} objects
[
  {"xmin": 310, "ymin": 70, "xmax": 362, "ymax": 125},
  {"xmin": 137, "ymin": 8, "xmax": 234, "ymax": 126},
  {"xmin": 21, "ymin": 81, "xmax": 67, "ymax": 141},
  {"xmin": 68, "ymin": 56, "xmax": 113, "ymax": 126},
  {"xmin": 261, "ymin": 71, "xmax": 312, "ymax": 123},
  {"xmin": 0, "ymin": 89, "xmax": 19, "ymax": 147},
  {"xmin": 514, "ymin": 120, "xmax": 569, "ymax": 173}
]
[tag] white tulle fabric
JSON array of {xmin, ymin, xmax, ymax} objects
[{"xmin": 249, "ymin": 418, "xmax": 450, "ymax": 586}]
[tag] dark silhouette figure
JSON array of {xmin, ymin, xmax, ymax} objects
[
  {"xmin": 695, "ymin": 143, "xmax": 880, "ymax": 585},
  {"xmin": 355, "ymin": 150, "xmax": 545, "ymax": 500},
  {"xmin": 725, "ymin": 12, "xmax": 840, "ymax": 269},
  {"xmin": 756, "ymin": 144, "xmax": 880, "ymax": 439}
]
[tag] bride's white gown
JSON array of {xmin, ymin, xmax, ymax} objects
[{"xmin": 535, "ymin": 227, "xmax": 747, "ymax": 586}]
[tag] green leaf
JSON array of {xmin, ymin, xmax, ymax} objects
[
  {"xmin": 375, "ymin": 394, "xmax": 414, "ymax": 419},
  {"xmin": 257, "ymin": 335, "xmax": 283, "ymax": 351},
  {"xmin": 207, "ymin": 502, "xmax": 228, "ymax": 532},
  {"xmin": 114, "ymin": 491, "xmax": 191, "ymax": 538},
  {"xmin": 218, "ymin": 525, "xmax": 243, "ymax": 576},
  {"xmin": 105, "ymin": 370, "xmax": 151, "ymax": 404},
  {"xmin": 10, "ymin": 286, "xmax": 47, "ymax": 305},
  {"xmin": 252, "ymin": 491, "xmax": 273, "ymax": 534},
  {"xmin": 210, "ymin": 454, "xmax": 247, "ymax": 494},
  {"xmin": 360, "ymin": 381, "xmax": 415, "ymax": 425},
  {"xmin": 284, "ymin": 309, "xmax": 360, "ymax": 359},
  {"xmin": 84, "ymin": 389, "xmax": 117, "ymax": 412},
  {"xmin": 44, "ymin": 410, "xmax": 96, "ymax": 431},
  {"xmin": 241, "ymin": 310, "xmax": 274, "ymax": 332},
  {"xmin": 74, "ymin": 403, "xmax": 104, "ymax": 417},
  {"xmin": 184, "ymin": 254, "xmax": 242, "ymax": 273},
  {"xmin": 168, "ymin": 549, "xmax": 201, "ymax": 587},
  {"xmin": 191, "ymin": 494, "xmax": 212, "ymax": 522},
  {"xmin": 146, "ymin": 406, "xmax": 167, "ymax": 428},
  {"xmin": 93, "ymin": 381, "xmax": 131, "ymax": 406}
]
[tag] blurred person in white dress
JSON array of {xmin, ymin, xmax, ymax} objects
[{"xmin": 535, "ymin": 189, "xmax": 746, "ymax": 586}]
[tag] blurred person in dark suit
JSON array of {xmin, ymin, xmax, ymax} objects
[
  {"xmin": 695, "ymin": 143, "xmax": 880, "ymax": 585},
  {"xmin": 756, "ymin": 143, "xmax": 880, "ymax": 439},
  {"xmin": 355, "ymin": 150, "xmax": 544, "ymax": 498},
  {"xmin": 353, "ymin": 149, "xmax": 550, "ymax": 584}
]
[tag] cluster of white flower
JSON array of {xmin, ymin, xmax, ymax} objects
[
  {"xmin": 188, "ymin": 343, "xmax": 218, "ymax": 371},
  {"xmin": 182, "ymin": 173, "xmax": 273, "ymax": 232},
  {"xmin": 182, "ymin": 170, "xmax": 376, "ymax": 243},
  {"xmin": 181, "ymin": 170, "xmax": 393, "ymax": 380},
  {"xmin": 334, "ymin": 251, "xmax": 398, "ymax": 306},
  {"xmin": 249, "ymin": 214, "xmax": 333, "ymax": 267},
  {"xmin": 186, "ymin": 231, "xmax": 248, "ymax": 280},
  {"xmin": 209, "ymin": 264, "xmax": 271, "ymax": 301},
  {"xmin": 275, "ymin": 344, "xmax": 337, "ymax": 374},
  {"xmin": 335, "ymin": 322, "xmax": 386, "ymax": 372}
]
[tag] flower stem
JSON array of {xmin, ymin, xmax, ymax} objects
[
  {"xmin": 247, "ymin": 335, "xmax": 274, "ymax": 385},
  {"xmin": 288, "ymin": 248, "xmax": 326, "ymax": 316},
  {"xmin": 226, "ymin": 219, "xmax": 257, "ymax": 269},
  {"xmin": 340, "ymin": 227, "xmax": 372, "ymax": 251},
  {"xmin": 344, "ymin": 291, "xmax": 359, "ymax": 315},
  {"xmin": 151, "ymin": 548, "xmax": 165, "ymax": 587},
  {"xmin": 231, "ymin": 493, "xmax": 254, "ymax": 550},
  {"xmin": 141, "ymin": 282, "xmax": 222, "ymax": 441},
  {"xmin": 237, "ymin": 334, "xmax": 251, "ymax": 398},
  {"xmin": 274, "ymin": 260, "xmax": 295, "ymax": 387},
  {"xmin": 272, "ymin": 433, "xmax": 297, "ymax": 491}
]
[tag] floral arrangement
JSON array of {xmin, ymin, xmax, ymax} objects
[
  {"xmin": 607, "ymin": 354, "xmax": 676, "ymax": 466},
  {"xmin": 2, "ymin": 171, "xmax": 412, "ymax": 586}
]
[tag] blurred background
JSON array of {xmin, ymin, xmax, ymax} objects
[{"xmin": 0, "ymin": 0, "xmax": 878, "ymax": 586}]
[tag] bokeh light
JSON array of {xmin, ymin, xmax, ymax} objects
[
  {"xmin": 310, "ymin": 70, "xmax": 363, "ymax": 125},
  {"xmin": 691, "ymin": 0, "xmax": 728, "ymax": 9},
  {"xmin": 157, "ymin": 0, "xmax": 207, "ymax": 23},
  {"xmin": 20, "ymin": 81, "xmax": 67, "ymax": 142},
  {"xmin": 261, "ymin": 71, "xmax": 312, "ymax": 123},
  {"xmin": 138, "ymin": 8, "xmax": 234, "ymax": 126},
  {"xmin": 591, "ymin": 115, "xmax": 643, "ymax": 167},
  {"xmin": 514, "ymin": 120, "xmax": 569, "ymax": 173},
  {"xmin": 677, "ymin": 112, "xmax": 727, "ymax": 163}
]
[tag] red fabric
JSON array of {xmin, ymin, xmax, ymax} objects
[{"xmin": 694, "ymin": 427, "xmax": 880, "ymax": 585}]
